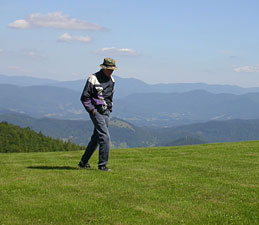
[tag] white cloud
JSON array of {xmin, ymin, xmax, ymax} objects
[
  {"xmin": 0, "ymin": 48, "xmax": 46, "ymax": 60},
  {"xmin": 57, "ymin": 33, "xmax": 92, "ymax": 43},
  {"xmin": 95, "ymin": 47, "xmax": 139, "ymax": 56},
  {"xmin": 234, "ymin": 64, "xmax": 259, "ymax": 73},
  {"xmin": 8, "ymin": 12, "xmax": 107, "ymax": 31},
  {"xmin": 22, "ymin": 49, "xmax": 47, "ymax": 59},
  {"xmin": 8, "ymin": 66, "xmax": 32, "ymax": 73},
  {"xmin": 8, "ymin": 19, "xmax": 30, "ymax": 29}
]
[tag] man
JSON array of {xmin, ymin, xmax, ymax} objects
[{"xmin": 78, "ymin": 58, "xmax": 116, "ymax": 171}]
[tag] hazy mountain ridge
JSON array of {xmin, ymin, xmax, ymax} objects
[
  {"xmin": 154, "ymin": 119, "xmax": 259, "ymax": 146},
  {"xmin": 1, "ymin": 74, "xmax": 259, "ymax": 127},
  {"xmin": 0, "ymin": 74, "xmax": 59, "ymax": 86},
  {"xmin": 2, "ymin": 74, "xmax": 259, "ymax": 98},
  {"xmin": 114, "ymin": 90, "xmax": 259, "ymax": 126},
  {"xmin": 1, "ymin": 113, "xmax": 259, "ymax": 148},
  {"xmin": 1, "ymin": 83, "xmax": 259, "ymax": 127},
  {"xmin": 0, "ymin": 83, "xmax": 83, "ymax": 119}
]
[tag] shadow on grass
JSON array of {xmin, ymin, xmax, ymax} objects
[{"xmin": 27, "ymin": 166, "xmax": 78, "ymax": 170}]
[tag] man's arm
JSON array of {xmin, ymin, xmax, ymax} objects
[
  {"xmin": 80, "ymin": 79, "xmax": 96, "ymax": 115},
  {"xmin": 109, "ymin": 82, "xmax": 115, "ymax": 112}
]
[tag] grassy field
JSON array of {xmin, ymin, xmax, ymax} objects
[{"xmin": 0, "ymin": 141, "xmax": 258, "ymax": 225}]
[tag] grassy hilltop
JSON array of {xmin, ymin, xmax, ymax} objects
[{"xmin": 0, "ymin": 142, "xmax": 258, "ymax": 224}]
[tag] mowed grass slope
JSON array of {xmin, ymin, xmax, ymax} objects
[{"xmin": 0, "ymin": 142, "xmax": 258, "ymax": 225}]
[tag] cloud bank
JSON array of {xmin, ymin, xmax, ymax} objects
[
  {"xmin": 8, "ymin": 12, "xmax": 107, "ymax": 31},
  {"xmin": 57, "ymin": 33, "xmax": 92, "ymax": 43},
  {"xmin": 234, "ymin": 65, "xmax": 259, "ymax": 73},
  {"xmin": 95, "ymin": 47, "xmax": 139, "ymax": 56}
]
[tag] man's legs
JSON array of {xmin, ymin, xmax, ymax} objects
[
  {"xmin": 80, "ymin": 111, "xmax": 110, "ymax": 167},
  {"xmin": 90, "ymin": 111, "xmax": 110, "ymax": 167},
  {"xmin": 80, "ymin": 128, "xmax": 99, "ymax": 165},
  {"xmin": 97, "ymin": 113, "xmax": 110, "ymax": 167}
]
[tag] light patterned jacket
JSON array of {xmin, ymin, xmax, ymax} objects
[{"xmin": 81, "ymin": 70, "xmax": 115, "ymax": 114}]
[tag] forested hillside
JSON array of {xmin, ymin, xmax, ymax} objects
[{"xmin": 0, "ymin": 122, "xmax": 84, "ymax": 153}]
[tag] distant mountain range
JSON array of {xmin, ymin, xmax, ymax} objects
[
  {"xmin": 1, "ymin": 74, "xmax": 259, "ymax": 127},
  {"xmin": 0, "ymin": 83, "xmax": 82, "ymax": 120},
  {"xmin": 2, "ymin": 74, "xmax": 259, "ymax": 98},
  {"xmin": 1, "ymin": 82, "xmax": 259, "ymax": 126},
  {"xmin": 1, "ymin": 113, "xmax": 259, "ymax": 148},
  {"xmin": 2, "ymin": 74, "xmax": 259, "ymax": 147},
  {"xmin": 114, "ymin": 90, "xmax": 259, "ymax": 126},
  {"xmin": 0, "ymin": 74, "xmax": 58, "ymax": 86}
]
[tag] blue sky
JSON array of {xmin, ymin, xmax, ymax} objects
[{"xmin": 1, "ymin": 0, "xmax": 259, "ymax": 87}]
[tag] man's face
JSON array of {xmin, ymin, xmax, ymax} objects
[{"xmin": 103, "ymin": 69, "xmax": 114, "ymax": 77}]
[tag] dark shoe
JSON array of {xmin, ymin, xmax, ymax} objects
[
  {"xmin": 78, "ymin": 161, "xmax": 91, "ymax": 169},
  {"xmin": 98, "ymin": 166, "xmax": 111, "ymax": 172}
]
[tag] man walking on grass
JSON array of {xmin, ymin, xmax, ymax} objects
[{"xmin": 78, "ymin": 58, "xmax": 116, "ymax": 172}]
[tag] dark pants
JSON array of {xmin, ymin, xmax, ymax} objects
[{"xmin": 81, "ymin": 110, "xmax": 110, "ymax": 167}]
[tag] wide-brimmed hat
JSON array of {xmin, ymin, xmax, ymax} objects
[{"xmin": 100, "ymin": 58, "xmax": 117, "ymax": 70}]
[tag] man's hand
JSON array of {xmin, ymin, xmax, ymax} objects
[{"xmin": 91, "ymin": 109, "xmax": 96, "ymax": 116}]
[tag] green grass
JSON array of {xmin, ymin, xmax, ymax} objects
[{"xmin": 0, "ymin": 141, "xmax": 258, "ymax": 225}]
